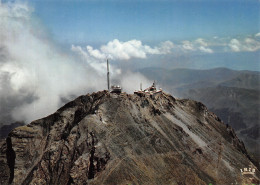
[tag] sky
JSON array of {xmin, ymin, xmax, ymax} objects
[
  {"xmin": 30, "ymin": 0, "xmax": 259, "ymax": 44},
  {"xmin": 0, "ymin": 0, "xmax": 259, "ymax": 124},
  {"xmin": 28, "ymin": 0, "xmax": 260, "ymax": 71}
]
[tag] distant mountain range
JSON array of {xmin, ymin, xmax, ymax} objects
[{"xmin": 139, "ymin": 67, "xmax": 260, "ymax": 160}]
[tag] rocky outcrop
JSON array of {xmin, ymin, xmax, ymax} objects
[{"xmin": 0, "ymin": 91, "xmax": 259, "ymax": 184}]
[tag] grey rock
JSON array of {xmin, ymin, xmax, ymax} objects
[{"xmin": 0, "ymin": 90, "xmax": 259, "ymax": 185}]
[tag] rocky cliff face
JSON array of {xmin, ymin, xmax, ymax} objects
[{"xmin": 0, "ymin": 91, "xmax": 259, "ymax": 185}]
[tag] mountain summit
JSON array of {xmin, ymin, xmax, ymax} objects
[{"xmin": 0, "ymin": 91, "xmax": 259, "ymax": 184}]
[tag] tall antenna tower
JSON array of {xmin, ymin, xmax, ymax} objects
[{"xmin": 107, "ymin": 59, "xmax": 110, "ymax": 91}]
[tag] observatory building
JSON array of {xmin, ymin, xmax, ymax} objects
[{"xmin": 134, "ymin": 82, "xmax": 162, "ymax": 97}]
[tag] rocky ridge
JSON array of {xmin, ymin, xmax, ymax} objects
[
  {"xmin": 139, "ymin": 67, "xmax": 260, "ymax": 161},
  {"xmin": 0, "ymin": 91, "xmax": 259, "ymax": 184}
]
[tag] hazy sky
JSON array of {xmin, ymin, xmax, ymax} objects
[
  {"xmin": 26, "ymin": 0, "xmax": 260, "ymax": 71},
  {"xmin": 25, "ymin": 0, "xmax": 259, "ymax": 44}
]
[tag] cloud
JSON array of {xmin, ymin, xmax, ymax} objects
[
  {"xmin": 1, "ymin": 1, "xmax": 259, "ymax": 125},
  {"xmin": 101, "ymin": 39, "xmax": 147, "ymax": 60},
  {"xmin": 228, "ymin": 37, "xmax": 260, "ymax": 52},
  {"xmin": 86, "ymin": 46, "xmax": 106, "ymax": 60},
  {"xmin": 71, "ymin": 39, "xmax": 174, "ymax": 76},
  {"xmin": 229, "ymin": 39, "xmax": 241, "ymax": 52},
  {"xmin": 157, "ymin": 41, "xmax": 175, "ymax": 54},
  {"xmin": 244, "ymin": 38, "xmax": 260, "ymax": 52},
  {"xmin": 195, "ymin": 38, "xmax": 208, "ymax": 47},
  {"xmin": 0, "ymin": 1, "xmax": 155, "ymax": 124},
  {"xmin": 199, "ymin": 46, "xmax": 213, "ymax": 53},
  {"xmin": 181, "ymin": 40, "xmax": 194, "ymax": 51},
  {"xmin": 0, "ymin": 2, "xmax": 106, "ymax": 123},
  {"xmin": 71, "ymin": 44, "xmax": 116, "ymax": 75},
  {"xmin": 181, "ymin": 39, "xmax": 213, "ymax": 53},
  {"xmin": 119, "ymin": 72, "xmax": 152, "ymax": 93},
  {"xmin": 255, "ymin": 32, "xmax": 260, "ymax": 37},
  {"xmin": 178, "ymin": 35, "xmax": 260, "ymax": 54},
  {"xmin": 73, "ymin": 39, "xmax": 174, "ymax": 62}
]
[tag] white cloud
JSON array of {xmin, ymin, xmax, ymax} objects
[
  {"xmin": 244, "ymin": 38, "xmax": 260, "ymax": 52},
  {"xmin": 195, "ymin": 38, "xmax": 214, "ymax": 53},
  {"xmin": 0, "ymin": 2, "xmax": 106, "ymax": 123},
  {"xmin": 179, "ymin": 35, "xmax": 260, "ymax": 54},
  {"xmin": 98, "ymin": 39, "xmax": 174, "ymax": 60},
  {"xmin": 71, "ymin": 40, "xmax": 174, "ymax": 91},
  {"xmin": 195, "ymin": 38, "xmax": 208, "ymax": 47},
  {"xmin": 86, "ymin": 46, "xmax": 106, "ymax": 60},
  {"xmin": 228, "ymin": 37, "xmax": 260, "ymax": 52},
  {"xmin": 71, "ymin": 39, "xmax": 174, "ymax": 72},
  {"xmin": 229, "ymin": 39, "xmax": 241, "ymax": 52},
  {"xmin": 120, "ymin": 72, "xmax": 152, "ymax": 93},
  {"xmin": 1, "ymin": 1, "xmax": 259, "ymax": 124},
  {"xmin": 255, "ymin": 32, "xmax": 260, "ymax": 37},
  {"xmin": 181, "ymin": 39, "xmax": 213, "ymax": 53},
  {"xmin": 100, "ymin": 39, "xmax": 147, "ymax": 60},
  {"xmin": 0, "ymin": 2, "xmax": 158, "ymax": 123},
  {"xmin": 199, "ymin": 46, "xmax": 213, "ymax": 53},
  {"xmin": 158, "ymin": 41, "xmax": 175, "ymax": 54},
  {"xmin": 71, "ymin": 44, "xmax": 116, "ymax": 75},
  {"xmin": 178, "ymin": 34, "xmax": 260, "ymax": 54},
  {"xmin": 181, "ymin": 40, "xmax": 194, "ymax": 51}
]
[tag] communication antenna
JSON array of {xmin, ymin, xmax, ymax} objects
[{"xmin": 107, "ymin": 59, "xmax": 110, "ymax": 91}]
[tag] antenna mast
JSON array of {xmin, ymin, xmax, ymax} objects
[{"xmin": 107, "ymin": 59, "xmax": 110, "ymax": 91}]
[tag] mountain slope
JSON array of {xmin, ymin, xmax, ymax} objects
[
  {"xmin": 0, "ymin": 91, "xmax": 259, "ymax": 184},
  {"xmin": 184, "ymin": 86, "xmax": 260, "ymax": 160},
  {"xmin": 139, "ymin": 67, "xmax": 260, "ymax": 160}
]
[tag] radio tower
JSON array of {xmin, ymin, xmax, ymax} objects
[{"xmin": 107, "ymin": 59, "xmax": 110, "ymax": 91}]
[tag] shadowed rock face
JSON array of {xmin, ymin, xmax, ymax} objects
[{"xmin": 0, "ymin": 91, "xmax": 259, "ymax": 185}]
